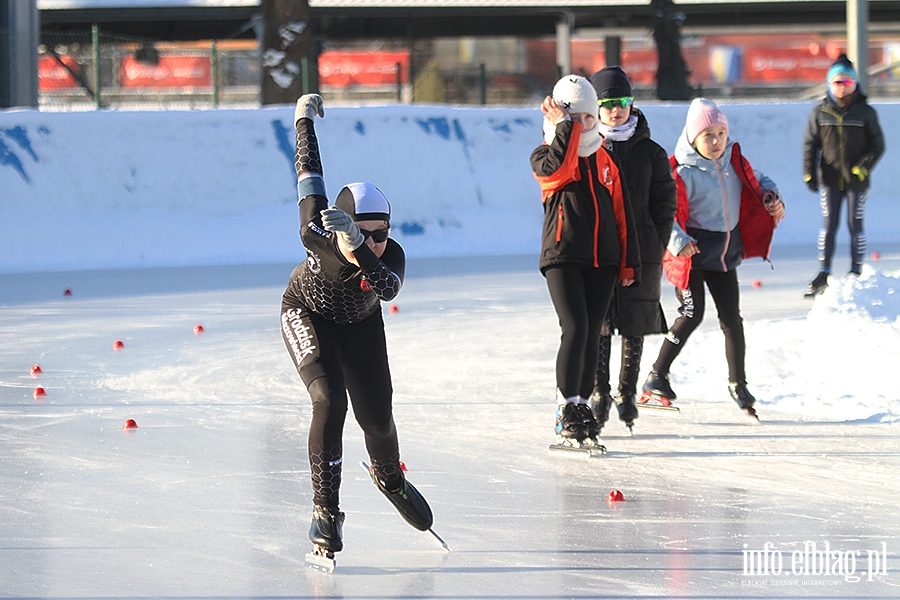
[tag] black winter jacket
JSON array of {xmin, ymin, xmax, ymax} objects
[
  {"xmin": 601, "ymin": 109, "xmax": 677, "ymax": 337},
  {"xmin": 531, "ymin": 119, "xmax": 641, "ymax": 284},
  {"xmin": 803, "ymin": 91, "xmax": 885, "ymax": 191}
]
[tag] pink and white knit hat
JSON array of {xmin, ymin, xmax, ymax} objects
[{"xmin": 685, "ymin": 98, "xmax": 729, "ymax": 145}]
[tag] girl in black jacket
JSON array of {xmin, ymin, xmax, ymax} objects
[
  {"xmin": 531, "ymin": 75, "xmax": 641, "ymax": 447},
  {"xmin": 588, "ymin": 67, "xmax": 677, "ymax": 432}
]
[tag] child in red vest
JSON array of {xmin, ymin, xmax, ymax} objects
[{"xmin": 642, "ymin": 98, "xmax": 784, "ymax": 419}]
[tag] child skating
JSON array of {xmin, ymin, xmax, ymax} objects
[
  {"xmin": 531, "ymin": 75, "xmax": 641, "ymax": 451},
  {"xmin": 642, "ymin": 98, "xmax": 785, "ymax": 420},
  {"xmin": 281, "ymin": 94, "xmax": 437, "ymax": 570}
]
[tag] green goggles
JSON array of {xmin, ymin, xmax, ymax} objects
[{"xmin": 598, "ymin": 97, "xmax": 634, "ymax": 110}]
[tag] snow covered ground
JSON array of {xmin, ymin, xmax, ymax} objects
[{"xmin": 1, "ymin": 246, "xmax": 899, "ymax": 598}]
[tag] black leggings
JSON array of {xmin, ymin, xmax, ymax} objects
[
  {"xmin": 652, "ymin": 268, "xmax": 746, "ymax": 384},
  {"xmin": 545, "ymin": 264, "xmax": 619, "ymax": 399},
  {"xmin": 281, "ymin": 305, "xmax": 401, "ymax": 508},
  {"xmin": 818, "ymin": 186, "xmax": 867, "ymax": 271}
]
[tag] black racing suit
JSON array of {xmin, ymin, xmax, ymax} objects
[{"xmin": 281, "ymin": 116, "xmax": 405, "ymax": 509}]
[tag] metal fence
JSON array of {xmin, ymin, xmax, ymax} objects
[
  {"xmin": 28, "ymin": 29, "xmax": 900, "ymax": 112},
  {"xmin": 38, "ymin": 28, "xmax": 260, "ymax": 111}
]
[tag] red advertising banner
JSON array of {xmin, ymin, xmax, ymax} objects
[
  {"xmin": 120, "ymin": 55, "xmax": 211, "ymax": 88},
  {"xmin": 39, "ymin": 55, "xmax": 81, "ymax": 90},
  {"xmin": 319, "ymin": 51, "xmax": 409, "ymax": 87},
  {"xmin": 741, "ymin": 48, "xmax": 835, "ymax": 82}
]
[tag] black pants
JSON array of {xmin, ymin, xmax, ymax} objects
[
  {"xmin": 281, "ymin": 305, "xmax": 401, "ymax": 509},
  {"xmin": 652, "ymin": 268, "xmax": 746, "ymax": 384},
  {"xmin": 818, "ymin": 186, "xmax": 867, "ymax": 272},
  {"xmin": 545, "ymin": 264, "xmax": 619, "ymax": 399}
]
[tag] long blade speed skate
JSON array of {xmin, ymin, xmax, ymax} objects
[
  {"xmin": 639, "ymin": 371, "xmax": 681, "ymax": 414},
  {"xmin": 304, "ymin": 504, "xmax": 344, "ymax": 572},
  {"xmin": 360, "ymin": 461, "xmax": 450, "ymax": 551},
  {"xmin": 729, "ymin": 382, "xmax": 760, "ymax": 423}
]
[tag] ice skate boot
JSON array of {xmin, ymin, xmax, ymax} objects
[
  {"xmin": 615, "ymin": 394, "xmax": 640, "ymax": 433},
  {"xmin": 550, "ymin": 402, "xmax": 606, "ymax": 455},
  {"xmin": 590, "ymin": 391, "xmax": 613, "ymax": 432},
  {"xmin": 729, "ymin": 382, "xmax": 760, "ymax": 422},
  {"xmin": 366, "ymin": 463, "xmax": 434, "ymax": 531},
  {"xmin": 574, "ymin": 402, "xmax": 603, "ymax": 447},
  {"xmin": 305, "ymin": 504, "xmax": 345, "ymax": 572},
  {"xmin": 640, "ymin": 371, "xmax": 677, "ymax": 406},
  {"xmin": 555, "ymin": 402, "xmax": 588, "ymax": 444},
  {"xmin": 804, "ymin": 271, "xmax": 829, "ymax": 298}
]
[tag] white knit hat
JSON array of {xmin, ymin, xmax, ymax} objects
[
  {"xmin": 552, "ymin": 75, "xmax": 598, "ymax": 121},
  {"xmin": 685, "ymin": 98, "xmax": 729, "ymax": 145},
  {"xmin": 544, "ymin": 74, "xmax": 603, "ymax": 157}
]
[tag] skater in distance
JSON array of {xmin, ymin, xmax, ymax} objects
[
  {"xmin": 643, "ymin": 98, "xmax": 785, "ymax": 419},
  {"xmin": 588, "ymin": 66, "xmax": 677, "ymax": 434},
  {"xmin": 802, "ymin": 53, "xmax": 884, "ymax": 297},
  {"xmin": 531, "ymin": 74, "xmax": 641, "ymax": 448},
  {"xmin": 280, "ymin": 93, "xmax": 433, "ymax": 567}
]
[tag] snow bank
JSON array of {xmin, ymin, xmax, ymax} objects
[{"xmin": 2, "ymin": 101, "xmax": 899, "ymax": 274}]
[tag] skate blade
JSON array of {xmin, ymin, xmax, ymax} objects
[
  {"xmin": 549, "ymin": 439, "xmax": 606, "ymax": 457},
  {"xmin": 743, "ymin": 407, "xmax": 760, "ymax": 423},
  {"xmin": 638, "ymin": 393, "xmax": 680, "ymax": 412},
  {"xmin": 359, "ymin": 460, "xmax": 449, "ymax": 551},
  {"xmin": 305, "ymin": 546, "xmax": 336, "ymax": 573}
]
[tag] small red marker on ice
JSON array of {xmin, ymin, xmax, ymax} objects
[
  {"xmin": 30, "ymin": 364, "xmax": 42, "ymax": 376},
  {"xmin": 123, "ymin": 419, "xmax": 138, "ymax": 429},
  {"xmin": 112, "ymin": 340, "xmax": 125, "ymax": 351},
  {"xmin": 33, "ymin": 387, "xmax": 47, "ymax": 399},
  {"xmin": 872, "ymin": 251, "xmax": 881, "ymax": 260},
  {"xmin": 751, "ymin": 279, "xmax": 762, "ymax": 289},
  {"xmin": 399, "ymin": 461, "xmax": 408, "ymax": 472},
  {"xmin": 388, "ymin": 305, "xmax": 399, "ymax": 314},
  {"xmin": 193, "ymin": 324, "xmax": 205, "ymax": 335},
  {"xmin": 607, "ymin": 490, "xmax": 625, "ymax": 502}
]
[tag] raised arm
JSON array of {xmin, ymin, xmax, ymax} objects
[{"xmin": 293, "ymin": 94, "xmax": 330, "ymax": 246}]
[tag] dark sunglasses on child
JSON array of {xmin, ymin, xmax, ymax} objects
[
  {"xmin": 598, "ymin": 97, "xmax": 634, "ymax": 110},
  {"xmin": 361, "ymin": 228, "xmax": 390, "ymax": 243}
]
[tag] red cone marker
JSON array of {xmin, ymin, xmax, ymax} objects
[
  {"xmin": 872, "ymin": 251, "xmax": 881, "ymax": 260},
  {"xmin": 30, "ymin": 364, "xmax": 42, "ymax": 376},
  {"xmin": 752, "ymin": 279, "xmax": 762, "ymax": 289},
  {"xmin": 123, "ymin": 419, "xmax": 138, "ymax": 429},
  {"xmin": 193, "ymin": 324, "xmax": 205, "ymax": 335},
  {"xmin": 33, "ymin": 387, "xmax": 47, "ymax": 399},
  {"xmin": 607, "ymin": 490, "xmax": 625, "ymax": 502},
  {"xmin": 113, "ymin": 340, "xmax": 125, "ymax": 351},
  {"xmin": 388, "ymin": 305, "xmax": 399, "ymax": 314},
  {"xmin": 63, "ymin": 289, "xmax": 72, "ymax": 297}
]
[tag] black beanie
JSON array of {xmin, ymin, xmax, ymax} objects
[{"xmin": 590, "ymin": 66, "xmax": 633, "ymax": 100}]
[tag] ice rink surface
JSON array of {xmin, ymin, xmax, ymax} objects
[{"xmin": 2, "ymin": 247, "xmax": 899, "ymax": 599}]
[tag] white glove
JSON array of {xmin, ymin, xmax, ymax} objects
[
  {"xmin": 295, "ymin": 94, "xmax": 325, "ymax": 125},
  {"xmin": 321, "ymin": 206, "xmax": 364, "ymax": 251}
]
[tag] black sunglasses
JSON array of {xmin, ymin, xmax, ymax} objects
[
  {"xmin": 598, "ymin": 97, "xmax": 634, "ymax": 110},
  {"xmin": 361, "ymin": 228, "xmax": 390, "ymax": 243}
]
